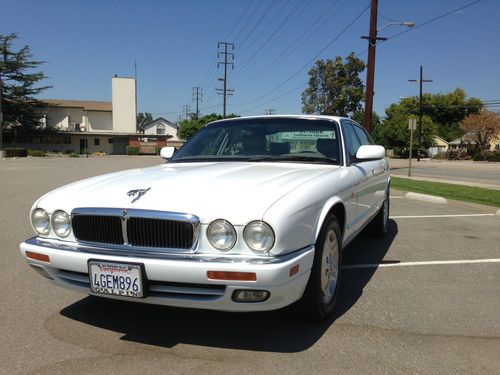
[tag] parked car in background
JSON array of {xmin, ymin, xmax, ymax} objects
[{"xmin": 20, "ymin": 115, "xmax": 390, "ymax": 320}]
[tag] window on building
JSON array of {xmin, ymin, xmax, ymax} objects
[
  {"xmin": 94, "ymin": 138, "xmax": 100, "ymax": 146},
  {"xmin": 108, "ymin": 138, "xmax": 114, "ymax": 144},
  {"xmin": 157, "ymin": 124, "xmax": 166, "ymax": 135}
]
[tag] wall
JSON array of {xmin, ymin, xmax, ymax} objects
[
  {"xmin": 86, "ymin": 110, "xmax": 112, "ymax": 132},
  {"xmin": 112, "ymin": 77, "xmax": 136, "ymax": 133}
]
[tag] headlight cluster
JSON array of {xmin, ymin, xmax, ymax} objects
[
  {"xmin": 31, "ymin": 209, "xmax": 71, "ymax": 238},
  {"xmin": 207, "ymin": 219, "xmax": 274, "ymax": 253}
]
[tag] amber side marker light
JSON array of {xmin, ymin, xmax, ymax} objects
[
  {"xmin": 207, "ymin": 271, "xmax": 257, "ymax": 281},
  {"xmin": 26, "ymin": 251, "xmax": 50, "ymax": 263},
  {"xmin": 289, "ymin": 264, "xmax": 300, "ymax": 277}
]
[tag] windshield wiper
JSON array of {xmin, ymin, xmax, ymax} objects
[{"xmin": 247, "ymin": 155, "xmax": 337, "ymax": 164}]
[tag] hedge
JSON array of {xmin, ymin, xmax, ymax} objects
[{"xmin": 6, "ymin": 148, "xmax": 28, "ymax": 157}]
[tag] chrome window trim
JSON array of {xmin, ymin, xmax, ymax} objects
[{"xmin": 71, "ymin": 207, "xmax": 201, "ymax": 253}]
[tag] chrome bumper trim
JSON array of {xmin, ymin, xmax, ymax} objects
[{"xmin": 25, "ymin": 237, "xmax": 314, "ymax": 265}]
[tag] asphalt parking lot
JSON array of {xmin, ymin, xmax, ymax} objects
[{"xmin": 1, "ymin": 157, "xmax": 499, "ymax": 374}]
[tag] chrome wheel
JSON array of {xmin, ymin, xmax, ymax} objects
[{"xmin": 320, "ymin": 229, "xmax": 340, "ymax": 304}]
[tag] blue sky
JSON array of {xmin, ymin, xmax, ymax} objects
[{"xmin": 1, "ymin": 0, "xmax": 499, "ymax": 121}]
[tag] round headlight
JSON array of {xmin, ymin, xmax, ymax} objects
[
  {"xmin": 244, "ymin": 221, "xmax": 275, "ymax": 253},
  {"xmin": 207, "ymin": 220, "xmax": 237, "ymax": 251},
  {"xmin": 31, "ymin": 208, "xmax": 51, "ymax": 235},
  {"xmin": 51, "ymin": 210, "xmax": 71, "ymax": 238}
]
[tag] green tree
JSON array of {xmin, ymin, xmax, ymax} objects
[
  {"xmin": 372, "ymin": 103, "xmax": 437, "ymax": 150},
  {"xmin": 136, "ymin": 112, "xmax": 153, "ymax": 132},
  {"xmin": 0, "ymin": 34, "xmax": 51, "ymax": 150},
  {"xmin": 351, "ymin": 109, "xmax": 380, "ymax": 132},
  {"xmin": 397, "ymin": 89, "xmax": 481, "ymax": 141},
  {"xmin": 0, "ymin": 33, "xmax": 51, "ymax": 137},
  {"xmin": 178, "ymin": 113, "xmax": 239, "ymax": 140},
  {"xmin": 301, "ymin": 53, "xmax": 365, "ymax": 116}
]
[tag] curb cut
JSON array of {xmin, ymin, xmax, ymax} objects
[{"xmin": 404, "ymin": 192, "xmax": 447, "ymax": 204}]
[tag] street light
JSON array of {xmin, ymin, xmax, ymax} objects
[{"xmin": 362, "ymin": 6, "xmax": 415, "ymax": 134}]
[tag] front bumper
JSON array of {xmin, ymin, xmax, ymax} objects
[{"xmin": 20, "ymin": 237, "xmax": 314, "ymax": 312}]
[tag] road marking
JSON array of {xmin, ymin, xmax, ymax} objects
[
  {"xmin": 390, "ymin": 196, "xmax": 404, "ymax": 199},
  {"xmin": 343, "ymin": 258, "xmax": 500, "ymax": 269},
  {"xmin": 390, "ymin": 213, "xmax": 496, "ymax": 219}
]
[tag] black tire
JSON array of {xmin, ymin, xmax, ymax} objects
[
  {"xmin": 369, "ymin": 188, "xmax": 390, "ymax": 237},
  {"xmin": 298, "ymin": 215, "xmax": 342, "ymax": 321}
]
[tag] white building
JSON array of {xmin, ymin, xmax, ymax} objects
[{"xmin": 142, "ymin": 117, "xmax": 181, "ymax": 142}]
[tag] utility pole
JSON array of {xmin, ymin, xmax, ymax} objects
[
  {"xmin": 216, "ymin": 42, "xmax": 234, "ymax": 118},
  {"xmin": 362, "ymin": 0, "xmax": 386, "ymax": 134},
  {"xmin": 264, "ymin": 108, "xmax": 276, "ymax": 115},
  {"xmin": 182, "ymin": 104, "xmax": 191, "ymax": 120},
  {"xmin": 192, "ymin": 86, "xmax": 203, "ymax": 119},
  {"xmin": 134, "ymin": 60, "xmax": 138, "ymax": 132},
  {"xmin": 409, "ymin": 65, "xmax": 433, "ymax": 161}
]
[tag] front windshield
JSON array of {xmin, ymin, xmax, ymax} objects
[{"xmin": 169, "ymin": 117, "xmax": 341, "ymax": 165}]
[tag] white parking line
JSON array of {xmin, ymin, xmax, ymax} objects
[
  {"xmin": 343, "ymin": 258, "xmax": 500, "ymax": 269},
  {"xmin": 390, "ymin": 213, "xmax": 496, "ymax": 219},
  {"xmin": 390, "ymin": 196, "xmax": 405, "ymax": 199}
]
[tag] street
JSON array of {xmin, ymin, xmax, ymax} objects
[{"xmin": 1, "ymin": 157, "xmax": 499, "ymax": 374}]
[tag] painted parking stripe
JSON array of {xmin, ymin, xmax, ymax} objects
[
  {"xmin": 390, "ymin": 196, "xmax": 404, "ymax": 199},
  {"xmin": 390, "ymin": 213, "xmax": 496, "ymax": 219},
  {"xmin": 343, "ymin": 258, "xmax": 500, "ymax": 269}
]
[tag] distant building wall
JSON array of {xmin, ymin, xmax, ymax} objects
[
  {"xmin": 112, "ymin": 77, "xmax": 136, "ymax": 133},
  {"xmin": 86, "ymin": 110, "xmax": 112, "ymax": 132}
]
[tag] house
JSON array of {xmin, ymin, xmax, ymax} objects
[
  {"xmin": 428, "ymin": 135, "xmax": 449, "ymax": 156},
  {"xmin": 141, "ymin": 117, "xmax": 182, "ymax": 146}
]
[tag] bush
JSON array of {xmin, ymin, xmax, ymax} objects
[
  {"xmin": 69, "ymin": 153, "xmax": 79, "ymax": 158},
  {"xmin": 472, "ymin": 151, "xmax": 484, "ymax": 161},
  {"xmin": 28, "ymin": 149, "xmax": 47, "ymax": 157},
  {"xmin": 446, "ymin": 149, "xmax": 468, "ymax": 160},
  {"xmin": 64, "ymin": 149, "xmax": 74, "ymax": 154},
  {"xmin": 6, "ymin": 148, "xmax": 28, "ymax": 157},
  {"xmin": 484, "ymin": 151, "xmax": 500, "ymax": 162},
  {"xmin": 126, "ymin": 146, "xmax": 139, "ymax": 155}
]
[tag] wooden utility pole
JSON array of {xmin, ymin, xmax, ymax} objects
[
  {"xmin": 216, "ymin": 42, "xmax": 234, "ymax": 118},
  {"xmin": 0, "ymin": 39, "xmax": 6, "ymax": 155},
  {"xmin": 409, "ymin": 66, "xmax": 433, "ymax": 161},
  {"xmin": 264, "ymin": 108, "xmax": 276, "ymax": 115},
  {"xmin": 362, "ymin": 0, "xmax": 386, "ymax": 134}
]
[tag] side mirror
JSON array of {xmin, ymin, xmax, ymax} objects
[
  {"xmin": 356, "ymin": 145, "xmax": 385, "ymax": 161},
  {"xmin": 160, "ymin": 146, "xmax": 175, "ymax": 159}
]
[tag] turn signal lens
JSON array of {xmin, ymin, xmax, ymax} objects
[
  {"xmin": 207, "ymin": 271, "xmax": 256, "ymax": 281},
  {"xmin": 26, "ymin": 251, "xmax": 50, "ymax": 262}
]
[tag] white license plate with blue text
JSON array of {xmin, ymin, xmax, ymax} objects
[{"xmin": 89, "ymin": 261, "xmax": 144, "ymax": 298}]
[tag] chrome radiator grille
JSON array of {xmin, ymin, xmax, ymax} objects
[{"xmin": 71, "ymin": 208, "xmax": 199, "ymax": 251}]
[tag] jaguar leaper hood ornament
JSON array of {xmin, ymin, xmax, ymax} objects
[{"xmin": 127, "ymin": 187, "xmax": 151, "ymax": 203}]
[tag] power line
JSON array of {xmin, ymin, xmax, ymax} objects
[
  {"xmin": 225, "ymin": 0, "xmax": 255, "ymax": 41},
  {"xmin": 237, "ymin": 0, "xmax": 281, "ymax": 49},
  {"xmin": 192, "ymin": 87, "xmax": 203, "ymax": 119},
  {"xmin": 232, "ymin": 4, "xmax": 370, "ymax": 109},
  {"xmin": 232, "ymin": 0, "xmax": 265, "ymax": 43}
]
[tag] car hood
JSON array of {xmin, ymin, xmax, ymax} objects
[{"xmin": 36, "ymin": 162, "xmax": 337, "ymax": 224}]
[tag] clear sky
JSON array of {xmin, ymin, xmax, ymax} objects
[{"xmin": 1, "ymin": 0, "xmax": 499, "ymax": 121}]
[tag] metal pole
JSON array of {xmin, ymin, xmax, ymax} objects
[
  {"xmin": 0, "ymin": 39, "xmax": 5, "ymax": 156},
  {"xmin": 418, "ymin": 65, "xmax": 423, "ymax": 161}
]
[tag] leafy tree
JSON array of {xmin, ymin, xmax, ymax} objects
[
  {"xmin": 136, "ymin": 112, "xmax": 153, "ymax": 132},
  {"xmin": 460, "ymin": 109, "xmax": 500, "ymax": 152},
  {"xmin": 301, "ymin": 53, "xmax": 365, "ymax": 116},
  {"xmin": 0, "ymin": 33, "xmax": 51, "ymax": 149},
  {"xmin": 397, "ymin": 89, "xmax": 481, "ymax": 141},
  {"xmin": 178, "ymin": 113, "xmax": 239, "ymax": 140},
  {"xmin": 372, "ymin": 103, "xmax": 437, "ymax": 150},
  {"xmin": 351, "ymin": 109, "xmax": 380, "ymax": 132}
]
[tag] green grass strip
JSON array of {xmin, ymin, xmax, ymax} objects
[{"xmin": 391, "ymin": 177, "xmax": 500, "ymax": 208}]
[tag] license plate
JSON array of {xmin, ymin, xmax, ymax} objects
[{"xmin": 88, "ymin": 261, "xmax": 144, "ymax": 298}]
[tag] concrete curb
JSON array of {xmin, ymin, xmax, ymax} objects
[
  {"xmin": 496, "ymin": 209, "xmax": 500, "ymax": 216},
  {"xmin": 404, "ymin": 192, "xmax": 447, "ymax": 204}
]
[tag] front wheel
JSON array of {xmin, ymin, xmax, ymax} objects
[
  {"xmin": 369, "ymin": 188, "xmax": 390, "ymax": 237},
  {"xmin": 298, "ymin": 215, "xmax": 342, "ymax": 321}
]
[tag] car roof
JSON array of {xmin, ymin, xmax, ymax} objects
[{"xmin": 207, "ymin": 114, "xmax": 350, "ymax": 126}]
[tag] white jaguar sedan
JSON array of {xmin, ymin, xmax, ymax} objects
[{"xmin": 20, "ymin": 115, "xmax": 390, "ymax": 320}]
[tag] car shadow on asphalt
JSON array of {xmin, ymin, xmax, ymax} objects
[{"xmin": 59, "ymin": 220, "xmax": 398, "ymax": 353}]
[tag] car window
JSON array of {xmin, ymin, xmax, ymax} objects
[
  {"xmin": 342, "ymin": 122, "xmax": 362, "ymax": 163},
  {"xmin": 170, "ymin": 118, "xmax": 342, "ymax": 165},
  {"xmin": 352, "ymin": 124, "xmax": 373, "ymax": 145}
]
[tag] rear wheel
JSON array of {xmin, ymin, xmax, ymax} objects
[{"xmin": 298, "ymin": 215, "xmax": 342, "ymax": 321}]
